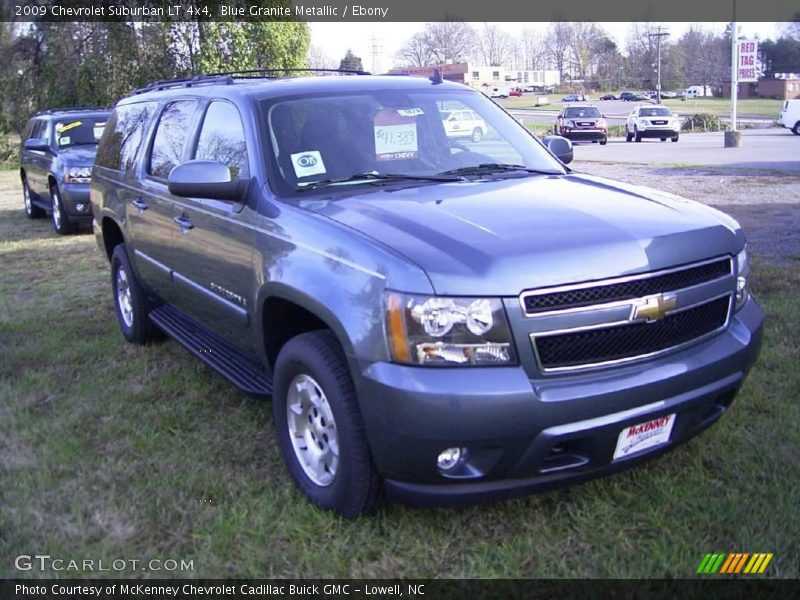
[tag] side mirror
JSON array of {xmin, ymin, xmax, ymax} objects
[
  {"xmin": 542, "ymin": 135, "xmax": 573, "ymax": 165},
  {"xmin": 24, "ymin": 138, "xmax": 49, "ymax": 152},
  {"xmin": 168, "ymin": 160, "xmax": 247, "ymax": 201}
]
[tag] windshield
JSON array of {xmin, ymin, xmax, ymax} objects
[
  {"xmin": 260, "ymin": 88, "xmax": 565, "ymax": 196},
  {"xmin": 564, "ymin": 107, "xmax": 601, "ymax": 119},
  {"xmin": 54, "ymin": 117, "xmax": 107, "ymax": 148},
  {"xmin": 639, "ymin": 107, "xmax": 672, "ymax": 117}
]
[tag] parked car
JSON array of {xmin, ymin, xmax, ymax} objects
[
  {"xmin": 777, "ymin": 99, "xmax": 800, "ymax": 135},
  {"xmin": 599, "ymin": 94, "xmax": 617, "ymax": 101},
  {"xmin": 554, "ymin": 104, "xmax": 608, "ymax": 145},
  {"xmin": 487, "ymin": 85, "xmax": 510, "ymax": 99},
  {"xmin": 561, "ymin": 94, "xmax": 583, "ymax": 102},
  {"xmin": 91, "ymin": 72, "xmax": 762, "ymax": 517},
  {"xmin": 509, "ymin": 89, "xmax": 523, "ymax": 97},
  {"xmin": 660, "ymin": 91, "xmax": 678, "ymax": 99},
  {"xmin": 441, "ymin": 108, "xmax": 489, "ymax": 142},
  {"xmin": 619, "ymin": 91, "xmax": 638, "ymax": 101},
  {"xmin": 685, "ymin": 85, "xmax": 713, "ymax": 99},
  {"xmin": 626, "ymin": 105, "xmax": 681, "ymax": 142},
  {"xmin": 19, "ymin": 107, "xmax": 111, "ymax": 234}
]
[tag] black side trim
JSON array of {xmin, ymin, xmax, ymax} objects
[{"xmin": 149, "ymin": 304, "xmax": 272, "ymax": 396}]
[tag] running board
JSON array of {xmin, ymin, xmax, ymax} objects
[{"xmin": 149, "ymin": 305, "xmax": 272, "ymax": 397}]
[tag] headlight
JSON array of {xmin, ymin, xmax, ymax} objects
[
  {"xmin": 735, "ymin": 247, "xmax": 749, "ymax": 310},
  {"xmin": 385, "ymin": 292, "xmax": 517, "ymax": 366},
  {"xmin": 64, "ymin": 166, "xmax": 92, "ymax": 183},
  {"xmin": 638, "ymin": 119, "xmax": 649, "ymax": 126}
]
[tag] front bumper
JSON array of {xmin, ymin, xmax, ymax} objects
[
  {"xmin": 354, "ymin": 297, "xmax": 763, "ymax": 507},
  {"xmin": 561, "ymin": 130, "xmax": 607, "ymax": 142},
  {"xmin": 638, "ymin": 127, "xmax": 680, "ymax": 138},
  {"xmin": 59, "ymin": 183, "xmax": 93, "ymax": 222}
]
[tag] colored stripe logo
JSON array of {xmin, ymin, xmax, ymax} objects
[{"xmin": 697, "ymin": 553, "xmax": 773, "ymax": 574}]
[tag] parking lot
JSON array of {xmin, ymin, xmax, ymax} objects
[{"xmin": 574, "ymin": 128, "xmax": 800, "ymax": 173}]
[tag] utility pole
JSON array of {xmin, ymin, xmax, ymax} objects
[
  {"xmin": 649, "ymin": 27, "xmax": 669, "ymax": 104},
  {"xmin": 370, "ymin": 36, "xmax": 382, "ymax": 75}
]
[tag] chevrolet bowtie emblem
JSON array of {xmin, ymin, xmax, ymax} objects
[{"xmin": 632, "ymin": 293, "xmax": 678, "ymax": 321}]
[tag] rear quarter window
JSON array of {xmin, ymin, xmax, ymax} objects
[{"xmin": 95, "ymin": 102, "xmax": 157, "ymax": 172}]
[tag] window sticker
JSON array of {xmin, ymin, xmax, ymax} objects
[
  {"xmin": 58, "ymin": 136, "xmax": 70, "ymax": 146},
  {"xmin": 290, "ymin": 150, "xmax": 326, "ymax": 178},
  {"xmin": 93, "ymin": 123, "xmax": 106, "ymax": 140},
  {"xmin": 56, "ymin": 121, "xmax": 81, "ymax": 133},
  {"xmin": 374, "ymin": 108, "xmax": 418, "ymax": 162},
  {"xmin": 397, "ymin": 108, "xmax": 424, "ymax": 117}
]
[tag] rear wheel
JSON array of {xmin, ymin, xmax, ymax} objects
[
  {"xmin": 625, "ymin": 128, "xmax": 633, "ymax": 142},
  {"xmin": 273, "ymin": 330, "xmax": 383, "ymax": 517},
  {"xmin": 471, "ymin": 128, "xmax": 483, "ymax": 142},
  {"xmin": 671, "ymin": 134, "xmax": 680, "ymax": 142},
  {"xmin": 50, "ymin": 185, "xmax": 76, "ymax": 235},
  {"xmin": 111, "ymin": 244, "xmax": 154, "ymax": 344},
  {"xmin": 660, "ymin": 137, "xmax": 667, "ymax": 142},
  {"xmin": 634, "ymin": 127, "xmax": 642, "ymax": 142},
  {"xmin": 792, "ymin": 122, "xmax": 800, "ymax": 135},
  {"xmin": 22, "ymin": 177, "xmax": 44, "ymax": 219}
]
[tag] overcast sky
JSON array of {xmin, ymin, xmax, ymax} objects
[{"xmin": 310, "ymin": 22, "xmax": 784, "ymax": 72}]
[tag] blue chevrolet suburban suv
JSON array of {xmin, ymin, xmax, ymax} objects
[
  {"xmin": 90, "ymin": 72, "xmax": 763, "ymax": 516},
  {"xmin": 20, "ymin": 108, "xmax": 110, "ymax": 234}
]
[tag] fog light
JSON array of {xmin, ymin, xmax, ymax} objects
[
  {"xmin": 76, "ymin": 203, "xmax": 86, "ymax": 212},
  {"xmin": 437, "ymin": 447, "xmax": 466, "ymax": 470}
]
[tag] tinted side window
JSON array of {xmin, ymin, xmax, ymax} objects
[
  {"xmin": 194, "ymin": 101, "xmax": 249, "ymax": 178},
  {"xmin": 148, "ymin": 100, "xmax": 197, "ymax": 179},
  {"xmin": 29, "ymin": 119, "xmax": 44, "ymax": 140},
  {"xmin": 96, "ymin": 103, "xmax": 157, "ymax": 171}
]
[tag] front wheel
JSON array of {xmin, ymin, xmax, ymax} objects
[
  {"xmin": 51, "ymin": 185, "xmax": 76, "ymax": 235},
  {"xmin": 600, "ymin": 137, "xmax": 608, "ymax": 146},
  {"xmin": 23, "ymin": 177, "xmax": 45, "ymax": 219},
  {"xmin": 471, "ymin": 128, "xmax": 483, "ymax": 143},
  {"xmin": 273, "ymin": 330, "xmax": 383, "ymax": 517},
  {"xmin": 626, "ymin": 128, "xmax": 633, "ymax": 142},
  {"xmin": 634, "ymin": 127, "xmax": 642, "ymax": 143},
  {"xmin": 671, "ymin": 134, "xmax": 680, "ymax": 142},
  {"xmin": 111, "ymin": 244, "xmax": 154, "ymax": 344},
  {"xmin": 792, "ymin": 122, "xmax": 800, "ymax": 135}
]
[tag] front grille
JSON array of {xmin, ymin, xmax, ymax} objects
[
  {"xmin": 534, "ymin": 296, "xmax": 730, "ymax": 370},
  {"xmin": 523, "ymin": 258, "xmax": 731, "ymax": 314}
]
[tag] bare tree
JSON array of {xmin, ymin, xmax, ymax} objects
[
  {"xmin": 423, "ymin": 21, "xmax": 476, "ymax": 64},
  {"xmin": 395, "ymin": 32, "xmax": 433, "ymax": 67},
  {"xmin": 307, "ymin": 45, "xmax": 334, "ymax": 70},
  {"xmin": 476, "ymin": 23, "xmax": 513, "ymax": 66},
  {"xmin": 519, "ymin": 27, "xmax": 548, "ymax": 71},
  {"xmin": 545, "ymin": 22, "xmax": 572, "ymax": 79}
]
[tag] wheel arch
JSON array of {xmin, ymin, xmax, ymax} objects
[
  {"xmin": 258, "ymin": 284, "xmax": 358, "ymax": 372},
  {"xmin": 101, "ymin": 215, "xmax": 126, "ymax": 261}
]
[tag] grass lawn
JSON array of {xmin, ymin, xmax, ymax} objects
[
  {"xmin": 0, "ymin": 170, "xmax": 798, "ymax": 579},
  {"xmin": 498, "ymin": 96, "xmax": 783, "ymax": 119}
]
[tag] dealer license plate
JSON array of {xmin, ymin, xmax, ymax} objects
[{"xmin": 613, "ymin": 414, "xmax": 676, "ymax": 460}]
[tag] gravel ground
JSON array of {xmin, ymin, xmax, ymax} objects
[{"xmin": 573, "ymin": 161, "xmax": 800, "ymax": 265}]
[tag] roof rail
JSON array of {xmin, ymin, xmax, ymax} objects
[
  {"xmin": 129, "ymin": 74, "xmax": 235, "ymax": 95},
  {"xmin": 205, "ymin": 68, "xmax": 371, "ymax": 78},
  {"xmin": 35, "ymin": 106, "xmax": 110, "ymax": 115}
]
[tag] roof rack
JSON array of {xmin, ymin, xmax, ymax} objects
[
  {"xmin": 205, "ymin": 68, "xmax": 371, "ymax": 78},
  {"xmin": 35, "ymin": 106, "xmax": 110, "ymax": 115},
  {"xmin": 129, "ymin": 68, "xmax": 371, "ymax": 96}
]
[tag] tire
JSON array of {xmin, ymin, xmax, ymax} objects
[
  {"xmin": 791, "ymin": 122, "xmax": 799, "ymax": 135},
  {"xmin": 50, "ymin": 185, "xmax": 76, "ymax": 235},
  {"xmin": 634, "ymin": 127, "xmax": 642, "ymax": 143},
  {"xmin": 471, "ymin": 128, "xmax": 483, "ymax": 143},
  {"xmin": 111, "ymin": 244, "xmax": 154, "ymax": 344},
  {"xmin": 626, "ymin": 128, "xmax": 633, "ymax": 142},
  {"xmin": 273, "ymin": 330, "xmax": 383, "ymax": 517},
  {"xmin": 660, "ymin": 137, "xmax": 667, "ymax": 142},
  {"xmin": 600, "ymin": 137, "xmax": 607, "ymax": 146},
  {"xmin": 671, "ymin": 134, "xmax": 680, "ymax": 143},
  {"xmin": 22, "ymin": 176, "xmax": 45, "ymax": 219}
]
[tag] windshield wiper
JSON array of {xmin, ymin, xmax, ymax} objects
[
  {"xmin": 437, "ymin": 163, "xmax": 561, "ymax": 176},
  {"xmin": 297, "ymin": 171, "xmax": 463, "ymax": 192}
]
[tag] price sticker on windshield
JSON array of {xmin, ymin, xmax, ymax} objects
[{"xmin": 374, "ymin": 108, "xmax": 418, "ymax": 162}]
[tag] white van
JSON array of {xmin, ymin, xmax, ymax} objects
[
  {"xmin": 777, "ymin": 99, "xmax": 800, "ymax": 134},
  {"xmin": 487, "ymin": 85, "xmax": 510, "ymax": 99},
  {"xmin": 685, "ymin": 86, "xmax": 712, "ymax": 99}
]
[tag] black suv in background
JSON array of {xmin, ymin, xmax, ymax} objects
[{"xmin": 20, "ymin": 108, "xmax": 110, "ymax": 234}]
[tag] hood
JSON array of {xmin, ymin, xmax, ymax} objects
[
  {"xmin": 303, "ymin": 173, "xmax": 743, "ymax": 295},
  {"xmin": 57, "ymin": 145, "xmax": 99, "ymax": 165}
]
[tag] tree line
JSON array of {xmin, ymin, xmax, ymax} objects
[
  {"xmin": 0, "ymin": 20, "xmax": 310, "ymax": 133},
  {"xmin": 394, "ymin": 22, "xmax": 800, "ymax": 92}
]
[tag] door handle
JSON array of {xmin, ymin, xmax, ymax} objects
[
  {"xmin": 173, "ymin": 215, "xmax": 194, "ymax": 233},
  {"xmin": 131, "ymin": 198, "xmax": 148, "ymax": 212}
]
